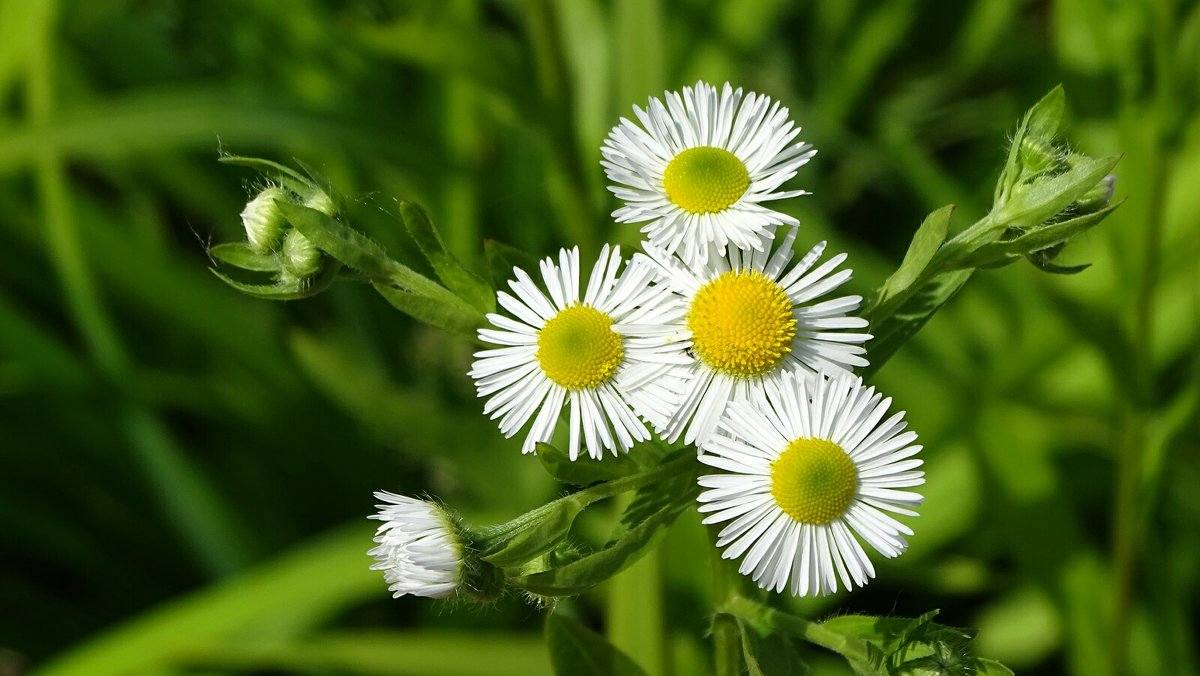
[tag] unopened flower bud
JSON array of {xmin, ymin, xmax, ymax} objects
[
  {"xmin": 279, "ymin": 229, "xmax": 323, "ymax": 284},
  {"xmin": 240, "ymin": 187, "xmax": 288, "ymax": 253},
  {"xmin": 1072, "ymin": 174, "xmax": 1116, "ymax": 215},
  {"xmin": 1018, "ymin": 135, "xmax": 1066, "ymax": 178},
  {"xmin": 369, "ymin": 493, "xmax": 467, "ymax": 599}
]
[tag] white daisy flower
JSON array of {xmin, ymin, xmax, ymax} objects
[
  {"xmin": 638, "ymin": 226, "xmax": 871, "ymax": 445},
  {"xmin": 469, "ymin": 245, "xmax": 688, "ymax": 460},
  {"xmin": 368, "ymin": 492, "xmax": 465, "ymax": 599},
  {"xmin": 602, "ymin": 80, "xmax": 817, "ymax": 268},
  {"xmin": 698, "ymin": 370, "xmax": 925, "ymax": 596}
]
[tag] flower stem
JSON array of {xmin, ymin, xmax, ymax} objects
[{"xmin": 708, "ymin": 526, "xmax": 743, "ymax": 676}]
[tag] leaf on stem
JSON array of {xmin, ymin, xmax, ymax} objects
[
  {"xmin": 398, "ymin": 200, "xmax": 495, "ymax": 313},
  {"xmin": 545, "ymin": 613, "xmax": 649, "ymax": 676},
  {"xmin": 869, "ymin": 204, "xmax": 955, "ymax": 318},
  {"xmin": 536, "ymin": 442, "xmax": 641, "ymax": 486}
]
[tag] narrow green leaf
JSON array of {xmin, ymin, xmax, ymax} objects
[
  {"xmin": 371, "ymin": 280, "xmax": 483, "ymax": 338},
  {"xmin": 398, "ymin": 201, "xmax": 494, "ymax": 313},
  {"xmin": 863, "ymin": 269, "xmax": 973, "ymax": 378},
  {"xmin": 277, "ymin": 202, "xmax": 397, "ymax": 278},
  {"xmin": 871, "ymin": 204, "xmax": 955, "ymax": 311},
  {"xmin": 739, "ymin": 622, "xmax": 767, "ymax": 676},
  {"xmin": 174, "ymin": 631, "xmax": 552, "ymax": 676},
  {"xmin": 36, "ymin": 525, "xmax": 380, "ymax": 676},
  {"xmin": 545, "ymin": 614, "xmax": 649, "ymax": 676},
  {"xmin": 209, "ymin": 242, "xmax": 281, "ymax": 272},
  {"xmin": 536, "ymin": 442, "xmax": 641, "ymax": 486},
  {"xmin": 481, "ymin": 498, "xmax": 585, "ymax": 568},
  {"xmin": 513, "ymin": 501, "xmax": 687, "ymax": 596},
  {"xmin": 209, "ymin": 267, "xmax": 337, "ymax": 301},
  {"xmin": 970, "ymin": 658, "xmax": 1016, "ymax": 675}
]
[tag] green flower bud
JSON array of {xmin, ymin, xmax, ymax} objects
[
  {"xmin": 279, "ymin": 228, "xmax": 324, "ymax": 285},
  {"xmin": 1072, "ymin": 174, "xmax": 1116, "ymax": 216},
  {"xmin": 1019, "ymin": 135, "xmax": 1067, "ymax": 178},
  {"xmin": 240, "ymin": 187, "xmax": 288, "ymax": 253}
]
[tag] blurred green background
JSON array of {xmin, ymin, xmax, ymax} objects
[{"xmin": 1, "ymin": 0, "xmax": 1197, "ymax": 674}]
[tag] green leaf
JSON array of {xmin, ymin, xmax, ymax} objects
[
  {"xmin": 398, "ymin": 201, "xmax": 495, "ymax": 313},
  {"xmin": 545, "ymin": 614, "xmax": 648, "ymax": 676},
  {"xmin": 536, "ymin": 442, "xmax": 641, "ymax": 486},
  {"xmin": 209, "ymin": 266, "xmax": 337, "ymax": 301},
  {"xmin": 172, "ymin": 631, "xmax": 552, "ymax": 676},
  {"xmin": 870, "ymin": 204, "xmax": 955, "ymax": 315},
  {"xmin": 485, "ymin": 239, "xmax": 542, "ymax": 289},
  {"xmin": 970, "ymin": 657, "xmax": 1017, "ymax": 675},
  {"xmin": 863, "ymin": 269, "xmax": 972, "ymax": 378},
  {"xmin": 620, "ymin": 449, "xmax": 698, "ymax": 529},
  {"xmin": 209, "ymin": 242, "xmax": 281, "ymax": 272},
  {"xmin": 739, "ymin": 622, "xmax": 767, "ymax": 676},
  {"xmin": 481, "ymin": 498, "xmax": 586, "ymax": 568},
  {"xmin": 36, "ymin": 525, "xmax": 380, "ymax": 676},
  {"xmin": 278, "ymin": 202, "xmax": 398, "ymax": 278},
  {"xmin": 371, "ymin": 280, "xmax": 483, "ymax": 338},
  {"xmin": 513, "ymin": 498, "xmax": 688, "ymax": 596},
  {"xmin": 995, "ymin": 153, "xmax": 1121, "ymax": 230}
]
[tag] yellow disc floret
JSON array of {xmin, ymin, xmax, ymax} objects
[
  {"xmin": 536, "ymin": 305, "xmax": 624, "ymax": 390},
  {"xmin": 663, "ymin": 146, "xmax": 750, "ymax": 214},
  {"xmin": 771, "ymin": 438, "xmax": 858, "ymax": 525},
  {"xmin": 687, "ymin": 270, "xmax": 796, "ymax": 378}
]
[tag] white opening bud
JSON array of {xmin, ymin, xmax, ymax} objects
[{"xmin": 240, "ymin": 187, "xmax": 288, "ymax": 254}]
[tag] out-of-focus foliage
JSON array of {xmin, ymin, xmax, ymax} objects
[{"xmin": 0, "ymin": 1, "xmax": 1195, "ymax": 675}]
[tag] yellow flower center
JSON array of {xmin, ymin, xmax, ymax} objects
[
  {"xmin": 686, "ymin": 269, "xmax": 796, "ymax": 378},
  {"xmin": 536, "ymin": 305, "xmax": 624, "ymax": 390},
  {"xmin": 771, "ymin": 438, "xmax": 858, "ymax": 525},
  {"xmin": 663, "ymin": 146, "xmax": 750, "ymax": 214}
]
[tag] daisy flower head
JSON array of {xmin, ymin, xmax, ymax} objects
[
  {"xmin": 697, "ymin": 370, "xmax": 925, "ymax": 597},
  {"xmin": 469, "ymin": 245, "xmax": 688, "ymax": 460},
  {"xmin": 638, "ymin": 226, "xmax": 871, "ymax": 445},
  {"xmin": 602, "ymin": 80, "xmax": 817, "ymax": 268},
  {"xmin": 368, "ymin": 492, "xmax": 465, "ymax": 599}
]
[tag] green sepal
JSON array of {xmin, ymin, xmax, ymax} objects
[
  {"xmin": 208, "ymin": 264, "xmax": 338, "ymax": 301},
  {"xmin": 536, "ymin": 442, "xmax": 641, "ymax": 486},
  {"xmin": 512, "ymin": 497, "xmax": 690, "ymax": 597},
  {"xmin": 996, "ymin": 85, "xmax": 1066, "ymax": 203},
  {"xmin": 479, "ymin": 498, "xmax": 586, "ymax": 568},
  {"xmin": 398, "ymin": 201, "xmax": 495, "ymax": 313},
  {"xmin": 208, "ymin": 242, "xmax": 281, "ymax": 272},
  {"xmin": 484, "ymin": 239, "xmax": 542, "ymax": 289},
  {"xmin": 864, "ymin": 269, "xmax": 972, "ymax": 379},
  {"xmin": 1024, "ymin": 84, "xmax": 1066, "ymax": 140},
  {"xmin": 545, "ymin": 613, "xmax": 649, "ymax": 676},
  {"xmin": 868, "ymin": 204, "xmax": 954, "ymax": 322}
]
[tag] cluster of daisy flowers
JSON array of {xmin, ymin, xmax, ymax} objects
[{"xmin": 371, "ymin": 81, "xmax": 924, "ymax": 600}]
